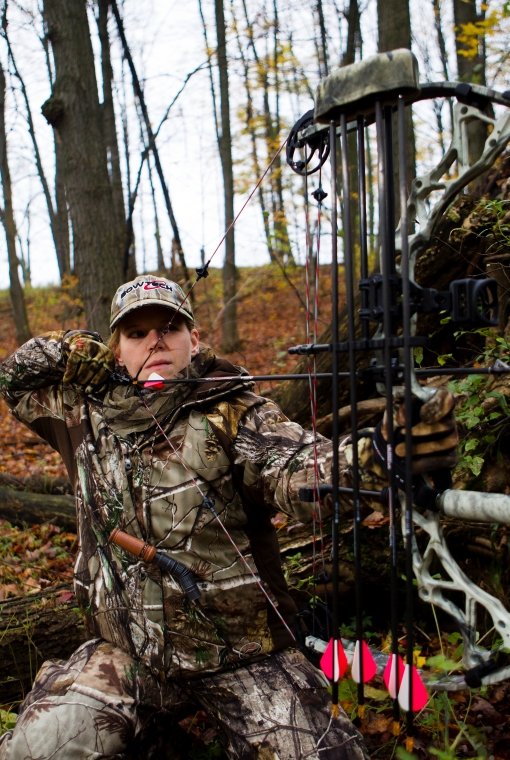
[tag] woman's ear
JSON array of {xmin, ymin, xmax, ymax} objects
[
  {"xmin": 190, "ymin": 328, "xmax": 200, "ymax": 356},
  {"xmin": 114, "ymin": 345, "xmax": 125, "ymax": 366}
]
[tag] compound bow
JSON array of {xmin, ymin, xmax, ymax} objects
[{"xmin": 286, "ymin": 48, "xmax": 510, "ymax": 742}]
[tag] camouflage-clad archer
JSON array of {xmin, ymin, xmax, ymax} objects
[{"xmin": 0, "ymin": 331, "xmax": 385, "ymax": 682}]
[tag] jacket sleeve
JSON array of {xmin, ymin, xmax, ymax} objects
[
  {"xmin": 231, "ymin": 399, "xmax": 387, "ymax": 522},
  {"xmin": 0, "ymin": 331, "xmax": 68, "ymax": 426}
]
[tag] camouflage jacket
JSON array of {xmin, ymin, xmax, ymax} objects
[{"xmin": 0, "ymin": 334, "xmax": 386, "ymax": 680}]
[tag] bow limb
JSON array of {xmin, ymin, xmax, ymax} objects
[{"xmin": 396, "ymin": 85, "xmax": 510, "ymax": 690}]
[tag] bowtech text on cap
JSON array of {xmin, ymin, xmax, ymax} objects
[{"xmin": 110, "ymin": 275, "xmax": 194, "ymax": 330}]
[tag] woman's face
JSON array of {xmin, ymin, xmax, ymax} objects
[{"xmin": 114, "ymin": 305, "xmax": 199, "ymax": 381}]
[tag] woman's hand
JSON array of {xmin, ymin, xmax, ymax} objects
[{"xmin": 62, "ymin": 331, "xmax": 115, "ymax": 394}]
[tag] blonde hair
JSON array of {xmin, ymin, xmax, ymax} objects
[
  {"xmin": 108, "ymin": 313, "xmax": 197, "ymax": 355},
  {"xmin": 108, "ymin": 326, "xmax": 121, "ymax": 353}
]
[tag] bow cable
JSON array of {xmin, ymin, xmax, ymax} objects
[{"xmin": 305, "ymin": 152, "xmax": 329, "ymax": 641}]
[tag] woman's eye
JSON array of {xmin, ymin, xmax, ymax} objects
[{"xmin": 128, "ymin": 330, "xmax": 145, "ymax": 339}]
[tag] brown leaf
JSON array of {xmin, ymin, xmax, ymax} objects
[
  {"xmin": 472, "ymin": 697, "xmax": 502, "ymax": 722},
  {"xmin": 362, "ymin": 511, "xmax": 389, "ymax": 529},
  {"xmin": 56, "ymin": 590, "xmax": 74, "ymax": 604},
  {"xmin": 271, "ymin": 512, "xmax": 288, "ymax": 530},
  {"xmin": 364, "ymin": 713, "xmax": 392, "ymax": 735}
]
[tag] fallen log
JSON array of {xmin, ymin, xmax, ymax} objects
[
  {"xmin": 316, "ymin": 397, "xmax": 386, "ymax": 437},
  {"xmin": 0, "ymin": 472, "xmax": 73, "ymax": 495},
  {"xmin": 0, "ymin": 487, "xmax": 76, "ymax": 531},
  {"xmin": 0, "ymin": 583, "xmax": 87, "ymax": 702}
]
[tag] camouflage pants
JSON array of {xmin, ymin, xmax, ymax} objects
[{"xmin": 0, "ymin": 639, "xmax": 367, "ymax": 760}]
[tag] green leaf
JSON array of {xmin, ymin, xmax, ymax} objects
[
  {"xmin": 464, "ymin": 439, "xmax": 479, "ymax": 451},
  {"xmin": 447, "ymin": 632, "xmax": 462, "ymax": 644},
  {"xmin": 338, "ymin": 678, "xmax": 357, "ymax": 700},
  {"xmin": 414, "ymin": 346, "xmax": 423, "ymax": 367},
  {"xmin": 426, "ymin": 654, "xmax": 462, "ymax": 672},
  {"xmin": 364, "ymin": 685, "xmax": 388, "ymax": 701},
  {"xmin": 467, "ymin": 456, "xmax": 484, "ymax": 476},
  {"xmin": 396, "ymin": 749, "xmax": 419, "ymax": 760},
  {"xmin": 437, "ymin": 353, "xmax": 453, "ymax": 366}
]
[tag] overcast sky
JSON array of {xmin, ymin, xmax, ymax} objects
[{"xmin": 0, "ymin": 0, "xmax": 508, "ymax": 290}]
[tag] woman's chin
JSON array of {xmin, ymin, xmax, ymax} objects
[{"xmin": 142, "ymin": 365, "xmax": 174, "ymax": 381}]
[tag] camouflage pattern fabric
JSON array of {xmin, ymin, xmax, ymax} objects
[
  {"xmin": 0, "ymin": 639, "xmax": 368, "ymax": 760},
  {"xmin": 62, "ymin": 331, "xmax": 116, "ymax": 395},
  {"xmin": 0, "ymin": 335, "xmax": 386, "ymax": 683}
]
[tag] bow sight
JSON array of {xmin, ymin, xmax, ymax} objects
[{"xmin": 286, "ymin": 47, "xmax": 510, "ymax": 743}]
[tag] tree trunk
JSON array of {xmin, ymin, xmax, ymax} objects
[
  {"xmin": 233, "ymin": 9, "xmax": 273, "ymax": 262},
  {"xmin": 42, "ymin": 0, "xmax": 124, "ymax": 338},
  {"xmin": 241, "ymin": 0, "xmax": 281, "ymax": 269},
  {"xmin": 342, "ymin": 0, "xmax": 361, "ymax": 274},
  {"xmin": 110, "ymin": 0, "xmax": 189, "ymax": 289},
  {"xmin": 214, "ymin": 0, "xmax": 239, "ymax": 352},
  {"xmin": 97, "ymin": 0, "xmax": 127, "ymax": 276},
  {"xmin": 432, "ymin": 0, "xmax": 454, "ymax": 136},
  {"xmin": 148, "ymin": 158, "xmax": 165, "ymax": 273},
  {"xmin": 53, "ymin": 133, "xmax": 71, "ymax": 276},
  {"xmin": 5, "ymin": 35, "xmax": 71, "ymax": 281},
  {"xmin": 271, "ymin": 0, "xmax": 293, "ymax": 266},
  {"xmin": 453, "ymin": 0, "xmax": 487, "ymax": 164},
  {"xmin": 316, "ymin": 0, "xmax": 329, "ymax": 78},
  {"xmin": 376, "ymin": 0, "xmax": 415, "ymax": 218},
  {"xmin": 0, "ymin": 64, "xmax": 31, "ymax": 345}
]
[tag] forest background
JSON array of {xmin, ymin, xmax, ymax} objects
[{"xmin": 0, "ymin": 0, "xmax": 509, "ymax": 758}]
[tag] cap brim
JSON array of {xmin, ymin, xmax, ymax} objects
[{"xmin": 110, "ymin": 300, "xmax": 194, "ymax": 331}]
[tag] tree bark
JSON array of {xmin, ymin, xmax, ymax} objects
[
  {"xmin": 53, "ymin": 132, "xmax": 71, "ymax": 276},
  {"xmin": 376, "ymin": 0, "xmax": 415, "ymax": 218},
  {"xmin": 453, "ymin": 0, "xmax": 487, "ymax": 164},
  {"xmin": 42, "ymin": 0, "xmax": 124, "ymax": 338},
  {"xmin": 214, "ymin": 0, "xmax": 239, "ymax": 352},
  {"xmin": 0, "ymin": 64, "xmax": 31, "ymax": 345},
  {"xmin": 97, "ymin": 0, "xmax": 127, "ymax": 277}
]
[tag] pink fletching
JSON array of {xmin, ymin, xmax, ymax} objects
[
  {"xmin": 144, "ymin": 381, "xmax": 165, "ymax": 390},
  {"xmin": 397, "ymin": 664, "xmax": 429, "ymax": 711},
  {"xmin": 383, "ymin": 653, "xmax": 405, "ymax": 698},
  {"xmin": 351, "ymin": 640, "xmax": 377, "ymax": 683},
  {"xmin": 320, "ymin": 638, "xmax": 348, "ymax": 682}
]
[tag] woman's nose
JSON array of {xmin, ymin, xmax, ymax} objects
[{"xmin": 147, "ymin": 329, "xmax": 163, "ymax": 349}]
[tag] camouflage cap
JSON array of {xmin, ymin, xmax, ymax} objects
[{"xmin": 110, "ymin": 275, "xmax": 194, "ymax": 330}]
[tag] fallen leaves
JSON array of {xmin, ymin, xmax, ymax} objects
[{"xmin": 0, "ymin": 519, "xmax": 76, "ymax": 599}]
